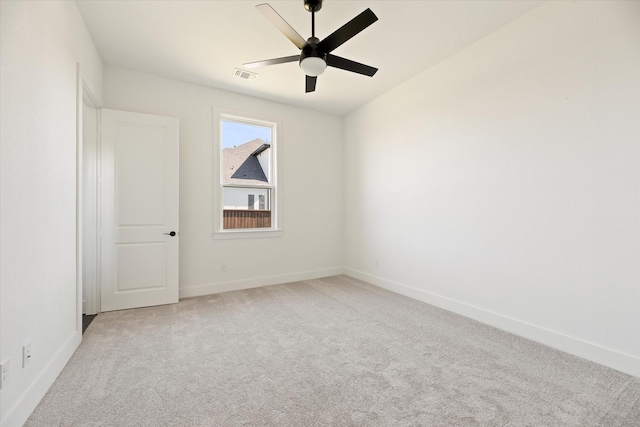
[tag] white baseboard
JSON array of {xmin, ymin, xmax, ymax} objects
[
  {"xmin": 1, "ymin": 331, "xmax": 81, "ymax": 427},
  {"xmin": 179, "ymin": 267, "xmax": 346, "ymax": 299},
  {"xmin": 345, "ymin": 268, "xmax": 640, "ymax": 378}
]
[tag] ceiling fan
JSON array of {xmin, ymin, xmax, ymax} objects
[{"xmin": 244, "ymin": 0, "xmax": 378, "ymax": 93}]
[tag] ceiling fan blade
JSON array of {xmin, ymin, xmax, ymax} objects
[
  {"xmin": 317, "ymin": 8, "xmax": 378, "ymax": 54},
  {"xmin": 244, "ymin": 55, "xmax": 300, "ymax": 68},
  {"xmin": 326, "ymin": 55, "xmax": 378, "ymax": 77},
  {"xmin": 256, "ymin": 3, "xmax": 306, "ymax": 50},
  {"xmin": 306, "ymin": 75, "xmax": 317, "ymax": 93}
]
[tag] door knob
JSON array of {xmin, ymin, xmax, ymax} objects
[{"xmin": 163, "ymin": 231, "xmax": 177, "ymax": 236}]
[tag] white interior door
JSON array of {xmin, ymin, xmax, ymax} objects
[{"xmin": 100, "ymin": 109, "xmax": 179, "ymax": 312}]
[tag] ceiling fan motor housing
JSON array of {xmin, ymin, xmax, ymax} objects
[
  {"xmin": 300, "ymin": 37, "xmax": 327, "ymax": 76},
  {"xmin": 304, "ymin": 0, "xmax": 323, "ymax": 12},
  {"xmin": 300, "ymin": 37, "xmax": 325, "ymax": 60}
]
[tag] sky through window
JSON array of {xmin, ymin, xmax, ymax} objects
[{"xmin": 222, "ymin": 120, "xmax": 271, "ymax": 149}]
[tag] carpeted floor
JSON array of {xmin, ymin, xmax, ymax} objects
[{"xmin": 26, "ymin": 275, "xmax": 639, "ymax": 426}]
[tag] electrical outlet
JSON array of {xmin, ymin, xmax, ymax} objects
[
  {"xmin": 0, "ymin": 359, "xmax": 9, "ymax": 389},
  {"xmin": 221, "ymin": 264, "xmax": 227, "ymax": 273},
  {"xmin": 23, "ymin": 342, "xmax": 32, "ymax": 368}
]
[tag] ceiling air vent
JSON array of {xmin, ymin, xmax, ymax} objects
[{"xmin": 233, "ymin": 68, "xmax": 257, "ymax": 80}]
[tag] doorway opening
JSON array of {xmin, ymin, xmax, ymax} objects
[{"xmin": 77, "ymin": 65, "xmax": 102, "ymax": 335}]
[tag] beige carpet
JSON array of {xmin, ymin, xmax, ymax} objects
[{"xmin": 26, "ymin": 275, "xmax": 639, "ymax": 426}]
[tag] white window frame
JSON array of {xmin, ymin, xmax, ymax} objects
[{"xmin": 213, "ymin": 108, "xmax": 282, "ymax": 239}]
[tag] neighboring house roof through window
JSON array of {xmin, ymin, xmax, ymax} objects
[{"xmin": 223, "ymin": 138, "xmax": 270, "ymax": 185}]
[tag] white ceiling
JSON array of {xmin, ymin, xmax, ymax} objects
[{"xmin": 76, "ymin": 0, "xmax": 544, "ymax": 115}]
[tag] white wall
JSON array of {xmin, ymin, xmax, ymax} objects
[
  {"xmin": 344, "ymin": 0, "xmax": 640, "ymax": 376},
  {"xmin": 0, "ymin": 1, "xmax": 103, "ymax": 426},
  {"xmin": 104, "ymin": 66, "xmax": 344, "ymax": 297}
]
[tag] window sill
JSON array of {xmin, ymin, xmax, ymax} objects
[{"xmin": 213, "ymin": 229, "xmax": 283, "ymax": 240}]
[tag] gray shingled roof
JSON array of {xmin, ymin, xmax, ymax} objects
[{"xmin": 222, "ymin": 138, "xmax": 270, "ymax": 185}]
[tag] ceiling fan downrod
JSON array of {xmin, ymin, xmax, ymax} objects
[{"xmin": 305, "ymin": 0, "xmax": 322, "ymax": 37}]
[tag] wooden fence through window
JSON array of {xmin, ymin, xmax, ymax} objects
[{"xmin": 223, "ymin": 210, "xmax": 271, "ymax": 229}]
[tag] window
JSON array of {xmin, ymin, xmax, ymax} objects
[{"xmin": 214, "ymin": 111, "xmax": 280, "ymax": 237}]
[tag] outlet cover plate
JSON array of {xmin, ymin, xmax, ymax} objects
[
  {"xmin": 23, "ymin": 342, "xmax": 32, "ymax": 368},
  {"xmin": 0, "ymin": 359, "xmax": 9, "ymax": 389}
]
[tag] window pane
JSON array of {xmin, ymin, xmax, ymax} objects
[
  {"xmin": 223, "ymin": 187, "xmax": 269, "ymax": 210},
  {"xmin": 219, "ymin": 117, "xmax": 275, "ymax": 231},
  {"xmin": 222, "ymin": 120, "xmax": 272, "ymax": 186},
  {"xmin": 223, "ymin": 187, "xmax": 271, "ymax": 229}
]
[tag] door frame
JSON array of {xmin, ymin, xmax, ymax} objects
[{"xmin": 76, "ymin": 64, "xmax": 102, "ymax": 330}]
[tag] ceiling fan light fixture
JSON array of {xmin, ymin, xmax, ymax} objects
[{"xmin": 300, "ymin": 56, "xmax": 326, "ymax": 76}]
